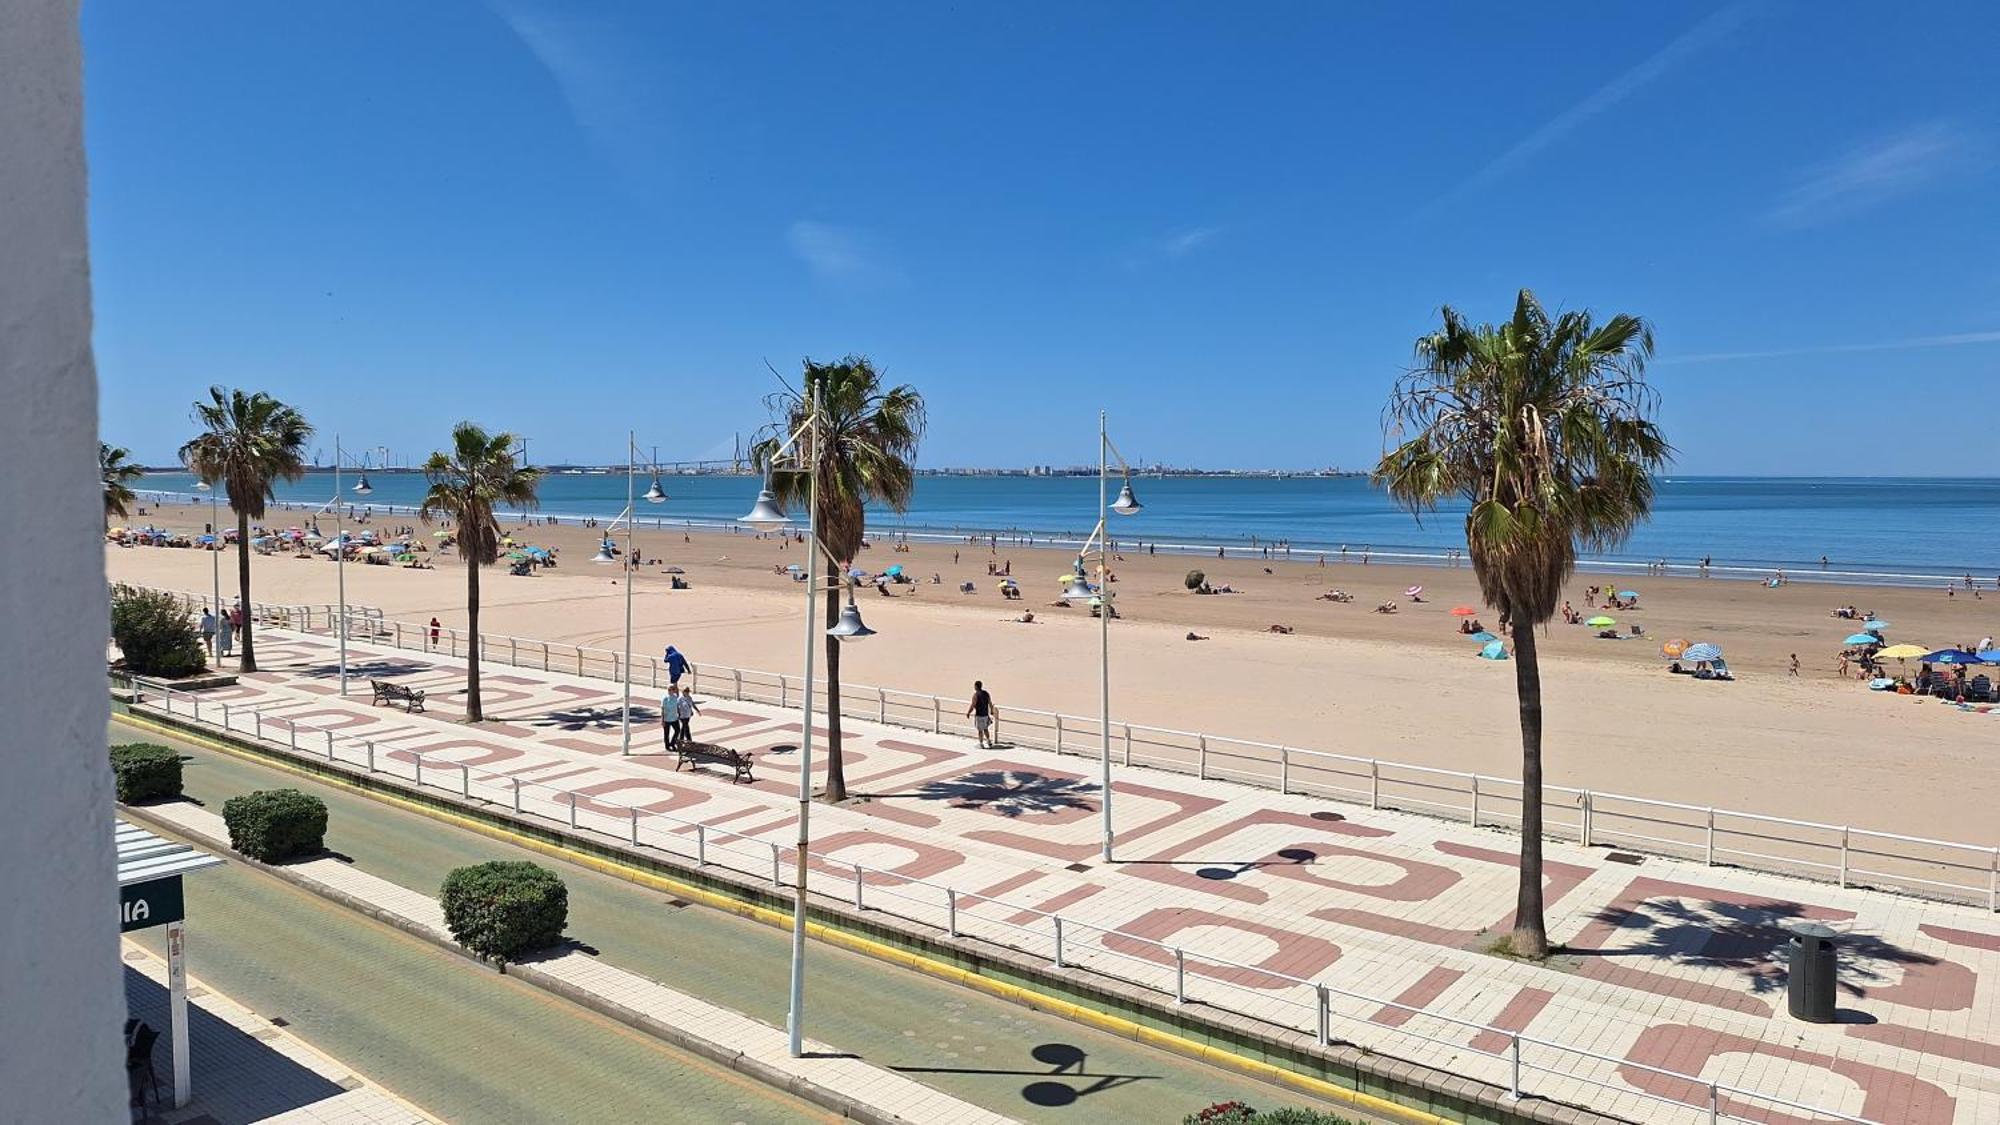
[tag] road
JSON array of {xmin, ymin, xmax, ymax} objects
[{"xmin": 117, "ymin": 716, "xmax": 1390, "ymax": 1124}]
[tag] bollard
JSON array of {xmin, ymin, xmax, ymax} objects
[
  {"xmin": 221, "ymin": 702, "xmax": 231, "ymax": 733},
  {"xmin": 325, "ymin": 731, "xmax": 335, "ymax": 762},
  {"xmin": 878, "ymin": 687, "xmax": 887, "ymax": 724},
  {"xmin": 1706, "ymin": 807, "xmax": 1717, "ymax": 866},
  {"xmin": 511, "ymin": 777, "xmax": 521, "ymax": 814},
  {"xmin": 1314, "ymin": 984, "xmax": 1330, "ymax": 1045},
  {"xmin": 568, "ymin": 793, "xmax": 578, "ymax": 829},
  {"xmin": 1198, "ymin": 735, "xmax": 1208, "ymax": 780},
  {"xmin": 542, "ymin": 642, "xmax": 549, "ymax": 671},
  {"xmin": 460, "ymin": 764, "xmax": 470, "ymax": 799},
  {"xmin": 696, "ymin": 825, "xmax": 707, "ymax": 867},
  {"xmin": 853, "ymin": 864, "xmax": 865, "ymax": 909},
  {"xmin": 1052, "ymin": 916, "xmax": 1065, "ymax": 968},
  {"xmin": 946, "ymin": 888, "xmax": 958, "ymax": 937},
  {"xmin": 1508, "ymin": 1035, "xmax": 1522, "ymax": 1100},
  {"xmin": 1839, "ymin": 827, "xmax": 1850, "ymax": 887},
  {"xmin": 1123, "ymin": 724, "xmax": 1132, "ymax": 767},
  {"xmin": 509, "ymin": 637, "xmax": 517, "ymax": 667},
  {"xmin": 1990, "ymin": 849, "xmax": 1998, "ymax": 913},
  {"xmin": 1174, "ymin": 947, "xmax": 1186, "ymax": 1004},
  {"xmin": 733, "ymin": 669, "xmax": 743, "ymax": 701},
  {"xmin": 1707, "ymin": 1083, "xmax": 1720, "ymax": 1124},
  {"xmin": 1580, "ymin": 790, "xmax": 1594, "ymax": 847},
  {"xmin": 1469, "ymin": 776, "xmax": 1480, "ymax": 826},
  {"xmin": 650, "ymin": 661, "xmax": 657, "ymax": 689},
  {"xmin": 1055, "ymin": 715, "xmax": 1064, "ymax": 754},
  {"xmin": 1369, "ymin": 760, "xmax": 1380, "ymax": 809},
  {"xmin": 770, "ymin": 842, "xmax": 782, "ymax": 887},
  {"xmin": 192, "ymin": 696, "xmax": 200, "ymax": 724},
  {"xmin": 630, "ymin": 808, "xmax": 640, "ymax": 845},
  {"xmin": 288, "ymin": 721, "xmax": 297, "ymax": 752},
  {"xmin": 365, "ymin": 740, "xmax": 375, "ymax": 773},
  {"xmin": 932, "ymin": 696, "xmax": 941, "ymax": 733},
  {"xmin": 576, "ymin": 650, "xmax": 584, "ymax": 677},
  {"xmin": 780, "ymin": 677, "xmax": 788, "ymax": 709},
  {"xmin": 255, "ymin": 711, "xmax": 263, "ymax": 743},
  {"xmin": 1280, "ymin": 747, "xmax": 1289, "ymax": 795},
  {"xmin": 414, "ymin": 754, "xmax": 423, "ymax": 789}
]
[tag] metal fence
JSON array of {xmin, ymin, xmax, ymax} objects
[
  {"xmin": 128, "ymin": 675, "xmax": 1876, "ymax": 1125},
  {"xmin": 127, "ymin": 581, "xmax": 2000, "ymax": 916}
]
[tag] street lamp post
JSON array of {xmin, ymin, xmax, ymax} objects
[
  {"xmin": 740, "ymin": 389, "xmax": 876, "ymax": 1058},
  {"xmin": 193, "ymin": 480, "xmax": 221, "ymax": 631},
  {"xmin": 593, "ymin": 433, "xmax": 667, "ymax": 756},
  {"xmin": 1075, "ymin": 412, "xmax": 1141, "ymax": 861},
  {"xmin": 331, "ymin": 437, "xmax": 375, "ymax": 697}
]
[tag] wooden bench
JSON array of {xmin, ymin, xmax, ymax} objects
[
  {"xmin": 370, "ymin": 679, "xmax": 426, "ymax": 713},
  {"xmin": 673, "ymin": 742, "xmax": 753, "ymax": 784}
]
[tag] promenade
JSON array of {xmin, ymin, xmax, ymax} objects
[{"xmin": 134, "ymin": 627, "xmax": 2000, "ymax": 1124}]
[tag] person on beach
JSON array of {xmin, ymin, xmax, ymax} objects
[
  {"xmin": 677, "ymin": 686, "xmax": 699, "ymax": 745},
  {"xmin": 664, "ymin": 645, "xmax": 692, "ymax": 686},
  {"xmin": 967, "ymin": 680, "xmax": 996, "ymax": 747},
  {"xmin": 199, "ymin": 609, "xmax": 217, "ymax": 656},
  {"xmin": 661, "ymin": 689, "xmax": 683, "ymax": 749},
  {"xmin": 1789, "ymin": 653, "xmax": 1799, "ymax": 678},
  {"xmin": 429, "ymin": 617, "xmax": 441, "ymax": 650}
]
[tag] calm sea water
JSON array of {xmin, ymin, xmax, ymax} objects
[{"xmin": 135, "ymin": 472, "xmax": 2000, "ymax": 585}]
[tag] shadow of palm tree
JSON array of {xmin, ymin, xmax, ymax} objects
[
  {"xmin": 887, "ymin": 770, "xmax": 1102, "ymax": 818},
  {"xmin": 1581, "ymin": 898, "xmax": 1937, "ymax": 996},
  {"xmin": 531, "ymin": 705, "xmax": 661, "ymax": 732},
  {"xmin": 294, "ymin": 658, "xmax": 432, "ymax": 680}
]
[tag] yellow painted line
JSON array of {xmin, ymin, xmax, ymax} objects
[{"xmin": 115, "ymin": 711, "xmax": 1452, "ymax": 1125}]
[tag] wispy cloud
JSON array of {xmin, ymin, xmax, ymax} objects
[
  {"xmin": 1662, "ymin": 330, "xmax": 2000, "ymax": 365},
  {"xmin": 1122, "ymin": 225, "xmax": 1222, "ymax": 270},
  {"xmin": 1766, "ymin": 122, "xmax": 1975, "ymax": 228},
  {"xmin": 1425, "ymin": 3, "xmax": 1755, "ymax": 213},
  {"xmin": 786, "ymin": 221, "xmax": 901, "ymax": 286},
  {"xmin": 490, "ymin": 1, "xmax": 663, "ymax": 177}
]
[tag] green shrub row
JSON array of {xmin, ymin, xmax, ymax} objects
[
  {"xmin": 221, "ymin": 788, "xmax": 328, "ymax": 862},
  {"xmin": 1186, "ymin": 1103, "xmax": 1357, "ymax": 1125},
  {"xmin": 109, "ymin": 743, "xmax": 182, "ymax": 803},
  {"xmin": 440, "ymin": 860, "xmax": 569, "ymax": 964},
  {"xmin": 110, "ymin": 585, "xmax": 209, "ymax": 678}
]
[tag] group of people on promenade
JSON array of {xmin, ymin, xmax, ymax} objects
[{"xmin": 198, "ymin": 604, "xmax": 243, "ymax": 660}]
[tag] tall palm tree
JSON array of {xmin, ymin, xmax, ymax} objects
[
  {"xmin": 751, "ymin": 357, "xmax": 925, "ymax": 802},
  {"xmin": 179, "ymin": 388, "xmax": 313, "ymax": 673},
  {"xmin": 419, "ymin": 422, "xmax": 540, "ymax": 722},
  {"xmin": 1374, "ymin": 289, "xmax": 1669, "ymax": 958},
  {"xmin": 101, "ymin": 442, "xmax": 145, "ymax": 526}
]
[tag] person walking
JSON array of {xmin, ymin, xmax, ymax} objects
[
  {"xmin": 661, "ymin": 689, "xmax": 683, "ymax": 750},
  {"xmin": 677, "ymin": 685, "xmax": 699, "ymax": 747},
  {"xmin": 966, "ymin": 680, "xmax": 997, "ymax": 748},
  {"xmin": 217, "ymin": 605, "xmax": 235, "ymax": 660},
  {"xmin": 428, "ymin": 616, "xmax": 441, "ymax": 651},
  {"xmin": 1788, "ymin": 653, "xmax": 1799, "ymax": 678},
  {"xmin": 664, "ymin": 645, "xmax": 693, "ymax": 687},
  {"xmin": 198, "ymin": 609, "xmax": 217, "ymax": 657}
]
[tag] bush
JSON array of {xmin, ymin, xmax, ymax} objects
[
  {"xmin": 1183, "ymin": 1105, "xmax": 1357, "ymax": 1125},
  {"xmin": 221, "ymin": 788, "xmax": 328, "ymax": 861},
  {"xmin": 110, "ymin": 585, "xmax": 209, "ymax": 678},
  {"xmin": 441, "ymin": 861, "xmax": 569, "ymax": 964},
  {"xmin": 109, "ymin": 743, "xmax": 183, "ymax": 803},
  {"xmin": 1188, "ymin": 1103, "xmax": 1256, "ymax": 1125},
  {"xmin": 1184, "ymin": 569, "xmax": 1206, "ymax": 591}
]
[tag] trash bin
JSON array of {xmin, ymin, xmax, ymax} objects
[{"xmin": 1786, "ymin": 922, "xmax": 1838, "ymax": 1022}]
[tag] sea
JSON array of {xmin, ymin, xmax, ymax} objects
[{"xmin": 133, "ymin": 472, "xmax": 2000, "ymax": 588}]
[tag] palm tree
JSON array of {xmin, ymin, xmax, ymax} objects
[
  {"xmin": 101, "ymin": 442, "xmax": 145, "ymax": 525},
  {"xmin": 751, "ymin": 357, "xmax": 925, "ymax": 802},
  {"xmin": 1374, "ymin": 289, "xmax": 1669, "ymax": 958},
  {"xmin": 419, "ymin": 422, "xmax": 540, "ymax": 722},
  {"xmin": 179, "ymin": 388, "xmax": 313, "ymax": 673}
]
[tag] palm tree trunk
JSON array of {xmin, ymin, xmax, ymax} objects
[
  {"xmin": 821, "ymin": 577, "xmax": 846, "ymax": 802},
  {"xmin": 235, "ymin": 511, "xmax": 256, "ymax": 672},
  {"xmin": 1510, "ymin": 618, "xmax": 1549, "ymax": 958},
  {"xmin": 465, "ymin": 558, "xmax": 483, "ymax": 721}
]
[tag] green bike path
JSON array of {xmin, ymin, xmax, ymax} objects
[{"xmin": 120, "ymin": 719, "xmax": 1378, "ymax": 1124}]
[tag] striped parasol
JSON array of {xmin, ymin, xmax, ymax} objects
[{"xmin": 1682, "ymin": 643, "xmax": 1722, "ymax": 663}]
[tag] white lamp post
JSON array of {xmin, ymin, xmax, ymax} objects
[
  {"xmin": 193, "ymin": 480, "xmax": 221, "ymax": 633},
  {"xmin": 592, "ymin": 432, "xmax": 666, "ymax": 757},
  {"xmin": 1084, "ymin": 411, "xmax": 1141, "ymax": 862},
  {"xmin": 331, "ymin": 437, "xmax": 374, "ymax": 697},
  {"xmin": 740, "ymin": 387, "xmax": 876, "ymax": 1058}
]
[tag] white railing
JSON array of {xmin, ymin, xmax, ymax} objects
[
  {"xmin": 127, "ymin": 675, "xmax": 1876, "ymax": 1125},
  {"xmin": 117, "ymin": 581, "xmax": 2000, "ymax": 915}
]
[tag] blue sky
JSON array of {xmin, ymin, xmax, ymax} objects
[{"xmin": 85, "ymin": 2, "xmax": 1999, "ymax": 473}]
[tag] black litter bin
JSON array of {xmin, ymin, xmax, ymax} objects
[{"xmin": 1786, "ymin": 922, "xmax": 1838, "ymax": 1022}]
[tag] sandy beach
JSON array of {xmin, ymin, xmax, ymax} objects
[{"xmin": 111, "ymin": 498, "xmax": 2000, "ymax": 845}]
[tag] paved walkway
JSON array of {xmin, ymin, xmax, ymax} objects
[
  {"xmin": 123, "ymin": 941, "xmax": 437, "ymax": 1124},
  {"xmin": 144, "ymin": 630, "xmax": 2000, "ymax": 1124},
  {"xmin": 133, "ymin": 796, "xmax": 1015, "ymax": 1125}
]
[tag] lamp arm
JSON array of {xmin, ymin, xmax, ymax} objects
[{"xmin": 1101, "ymin": 433, "xmax": 1136, "ymax": 475}]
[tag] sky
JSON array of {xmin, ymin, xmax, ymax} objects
[{"xmin": 84, "ymin": 2, "xmax": 2000, "ymax": 474}]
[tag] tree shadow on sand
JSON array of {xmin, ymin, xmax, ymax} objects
[
  {"xmin": 876, "ymin": 770, "xmax": 1102, "ymax": 818},
  {"xmin": 530, "ymin": 705, "xmax": 662, "ymax": 732},
  {"xmin": 1577, "ymin": 897, "xmax": 1936, "ymax": 997}
]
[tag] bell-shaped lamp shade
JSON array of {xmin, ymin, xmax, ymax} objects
[
  {"xmin": 1060, "ymin": 564, "xmax": 1095, "ymax": 601},
  {"xmin": 591, "ymin": 540, "xmax": 616, "ymax": 564},
  {"xmin": 194, "ymin": 479, "xmax": 212, "ymax": 492},
  {"xmin": 352, "ymin": 472, "xmax": 373, "ymax": 497},
  {"xmin": 827, "ymin": 599, "xmax": 876, "ymax": 640},
  {"xmin": 741, "ymin": 487, "xmax": 790, "ymax": 530},
  {"xmin": 642, "ymin": 476, "xmax": 668, "ymax": 504},
  {"xmin": 1109, "ymin": 478, "xmax": 1141, "ymax": 515}
]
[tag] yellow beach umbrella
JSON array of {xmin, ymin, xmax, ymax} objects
[
  {"xmin": 1877, "ymin": 643, "xmax": 1928, "ymax": 660},
  {"xmin": 1661, "ymin": 638, "xmax": 1690, "ymax": 659}
]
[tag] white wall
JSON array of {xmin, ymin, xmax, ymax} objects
[{"xmin": 0, "ymin": 1, "xmax": 125, "ymax": 1119}]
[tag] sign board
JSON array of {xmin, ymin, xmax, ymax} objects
[{"xmin": 120, "ymin": 875, "xmax": 185, "ymax": 933}]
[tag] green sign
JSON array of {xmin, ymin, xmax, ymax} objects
[{"xmin": 120, "ymin": 876, "xmax": 184, "ymax": 933}]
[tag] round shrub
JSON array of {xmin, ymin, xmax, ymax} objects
[
  {"xmin": 109, "ymin": 743, "xmax": 183, "ymax": 803},
  {"xmin": 221, "ymin": 788, "xmax": 328, "ymax": 862},
  {"xmin": 441, "ymin": 861, "xmax": 569, "ymax": 964},
  {"xmin": 110, "ymin": 585, "xmax": 209, "ymax": 678},
  {"xmin": 1184, "ymin": 569, "xmax": 1206, "ymax": 591}
]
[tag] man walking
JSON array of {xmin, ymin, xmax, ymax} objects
[
  {"xmin": 428, "ymin": 616, "xmax": 441, "ymax": 651},
  {"xmin": 198, "ymin": 608, "xmax": 217, "ymax": 657},
  {"xmin": 661, "ymin": 689, "xmax": 683, "ymax": 750},
  {"xmin": 677, "ymin": 685, "xmax": 699, "ymax": 747},
  {"xmin": 664, "ymin": 645, "xmax": 693, "ymax": 687},
  {"xmin": 967, "ymin": 680, "xmax": 996, "ymax": 748}
]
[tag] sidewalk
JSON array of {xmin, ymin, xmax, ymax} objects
[
  {"xmin": 142, "ymin": 628, "xmax": 2000, "ymax": 1123},
  {"xmin": 122, "ymin": 941, "xmax": 437, "ymax": 1124}
]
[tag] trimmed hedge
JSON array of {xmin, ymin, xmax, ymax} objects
[
  {"xmin": 110, "ymin": 584, "xmax": 209, "ymax": 678},
  {"xmin": 221, "ymin": 788, "xmax": 328, "ymax": 862},
  {"xmin": 440, "ymin": 861, "xmax": 569, "ymax": 964},
  {"xmin": 109, "ymin": 743, "xmax": 183, "ymax": 803},
  {"xmin": 1185, "ymin": 1106, "xmax": 1357, "ymax": 1125}
]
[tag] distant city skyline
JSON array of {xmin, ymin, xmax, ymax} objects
[{"xmin": 86, "ymin": 2, "xmax": 2000, "ymax": 473}]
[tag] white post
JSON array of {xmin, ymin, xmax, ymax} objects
[
  {"xmin": 621, "ymin": 431, "xmax": 637, "ymax": 758},
  {"xmin": 1508, "ymin": 1035, "xmax": 1522, "ymax": 1100},
  {"xmin": 364, "ymin": 740, "xmax": 375, "ymax": 773},
  {"xmin": 853, "ymin": 864, "xmax": 864, "ymax": 909},
  {"xmin": 1469, "ymin": 776, "xmax": 1480, "ymax": 826},
  {"xmin": 1990, "ymin": 849, "xmax": 1998, "ymax": 913},
  {"xmin": 324, "ymin": 730, "xmax": 334, "ymax": 762},
  {"xmin": 1055, "ymin": 713, "xmax": 1064, "ymax": 754},
  {"xmin": 1097, "ymin": 410, "xmax": 1114, "ymax": 863},
  {"xmin": 1053, "ymin": 915, "xmax": 1065, "ymax": 968},
  {"xmin": 1370, "ymin": 759, "xmax": 1380, "ymax": 809},
  {"xmin": 1706, "ymin": 807, "xmax": 1717, "ymax": 866},
  {"xmin": 1280, "ymin": 747, "xmax": 1289, "ymax": 795},
  {"xmin": 787, "ymin": 397, "xmax": 822, "ymax": 1059},
  {"xmin": 1123, "ymin": 724, "xmax": 1132, "ymax": 767},
  {"xmin": 168, "ymin": 921, "xmax": 190, "ymax": 1108},
  {"xmin": 1839, "ymin": 827, "xmax": 1850, "ymax": 887},
  {"xmin": 1581, "ymin": 790, "xmax": 1594, "ymax": 847},
  {"xmin": 460, "ymin": 764, "xmax": 470, "ymax": 799},
  {"xmin": 696, "ymin": 825, "xmax": 707, "ymax": 866},
  {"xmin": 1174, "ymin": 947, "xmax": 1186, "ymax": 1004},
  {"xmin": 568, "ymin": 792, "xmax": 578, "ymax": 829},
  {"xmin": 629, "ymin": 807, "xmax": 640, "ymax": 845},
  {"xmin": 878, "ymin": 687, "xmax": 886, "ymax": 723},
  {"xmin": 771, "ymin": 840, "xmax": 783, "ymax": 888},
  {"xmin": 1314, "ymin": 983, "xmax": 1330, "ymax": 1046},
  {"xmin": 413, "ymin": 753, "xmax": 422, "ymax": 789},
  {"xmin": 254, "ymin": 711, "xmax": 262, "ymax": 743},
  {"xmin": 946, "ymin": 888, "xmax": 958, "ymax": 937},
  {"xmin": 510, "ymin": 636, "xmax": 517, "ymax": 668},
  {"xmin": 511, "ymin": 777, "xmax": 521, "ymax": 814},
  {"xmin": 1198, "ymin": 735, "xmax": 1208, "ymax": 780},
  {"xmin": 932, "ymin": 696, "xmax": 941, "ymax": 733},
  {"xmin": 335, "ymin": 436, "xmax": 348, "ymax": 698}
]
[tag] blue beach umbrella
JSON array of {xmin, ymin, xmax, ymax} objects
[
  {"xmin": 1920, "ymin": 649, "xmax": 1983, "ymax": 665},
  {"xmin": 1843, "ymin": 633, "xmax": 1881, "ymax": 646},
  {"xmin": 1468, "ymin": 631, "xmax": 1497, "ymax": 642},
  {"xmin": 1863, "ymin": 620, "xmax": 1890, "ymax": 633},
  {"xmin": 1980, "ymin": 651, "xmax": 2000, "ymax": 665},
  {"xmin": 195, "ymin": 534, "xmax": 217, "ymax": 545},
  {"xmin": 1617, "ymin": 590, "xmax": 1639, "ymax": 599},
  {"xmin": 1478, "ymin": 640, "xmax": 1508, "ymax": 660},
  {"xmin": 1682, "ymin": 643, "xmax": 1722, "ymax": 663}
]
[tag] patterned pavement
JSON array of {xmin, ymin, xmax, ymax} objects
[{"xmin": 142, "ymin": 630, "xmax": 2000, "ymax": 1124}]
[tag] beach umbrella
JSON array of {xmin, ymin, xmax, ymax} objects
[
  {"xmin": 885, "ymin": 565, "xmax": 904, "ymax": 576},
  {"xmin": 1469, "ymin": 631, "xmax": 1497, "ymax": 642},
  {"xmin": 1877, "ymin": 644, "xmax": 1928, "ymax": 660},
  {"xmin": 1478, "ymin": 640, "xmax": 1509, "ymax": 660},
  {"xmin": 1617, "ymin": 590, "xmax": 1639, "ymax": 599},
  {"xmin": 431, "ymin": 529, "xmax": 450, "ymax": 538},
  {"xmin": 1586, "ymin": 615, "xmax": 1616, "ymax": 628},
  {"xmin": 1682, "ymin": 642, "xmax": 1722, "ymax": 663},
  {"xmin": 1863, "ymin": 620, "xmax": 1889, "ymax": 633},
  {"xmin": 1450, "ymin": 606, "xmax": 1477, "ymax": 616},
  {"xmin": 1661, "ymin": 638, "xmax": 1690, "ymax": 659},
  {"xmin": 663, "ymin": 566, "xmax": 686, "ymax": 574},
  {"xmin": 1842, "ymin": 633, "xmax": 1882, "ymax": 646},
  {"xmin": 1405, "ymin": 585, "xmax": 1424, "ymax": 597},
  {"xmin": 195, "ymin": 534, "xmax": 217, "ymax": 545},
  {"xmin": 1920, "ymin": 649, "xmax": 1983, "ymax": 665},
  {"xmin": 1980, "ymin": 651, "xmax": 2000, "ymax": 665},
  {"xmin": 848, "ymin": 568, "xmax": 868, "ymax": 578}
]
